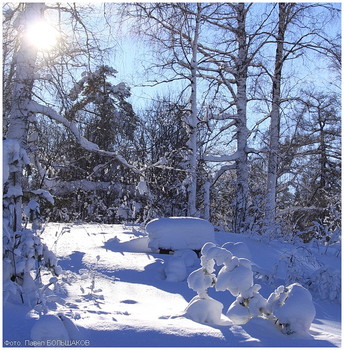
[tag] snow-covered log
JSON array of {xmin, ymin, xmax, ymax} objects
[{"xmin": 146, "ymin": 217, "xmax": 215, "ymax": 251}]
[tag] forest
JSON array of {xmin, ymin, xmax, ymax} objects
[
  {"xmin": 2, "ymin": 2, "xmax": 342, "ymax": 346},
  {"xmin": 3, "ymin": 2, "xmax": 341, "ymax": 237}
]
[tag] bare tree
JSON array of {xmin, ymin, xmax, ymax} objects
[
  {"xmin": 124, "ymin": 3, "xmax": 211, "ymax": 216},
  {"xmin": 263, "ymin": 3, "xmax": 341, "ymax": 235}
]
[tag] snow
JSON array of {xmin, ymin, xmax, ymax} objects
[
  {"xmin": 222, "ymin": 241, "xmax": 251, "ymax": 259},
  {"xmin": 174, "ymin": 249, "xmax": 198, "ymax": 267},
  {"xmin": 136, "ymin": 178, "xmax": 148, "ymax": 195},
  {"xmin": 185, "ymin": 295, "xmax": 224, "ymax": 324},
  {"xmin": 30, "ymin": 315, "xmax": 69, "ymax": 342},
  {"xmin": 268, "ymin": 283, "xmax": 316, "ymax": 334},
  {"xmin": 24, "ymin": 200, "xmax": 39, "ymax": 217},
  {"xmin": 187, "ymin": 267, "xmax": 216, "ymax": 297},
  {"xmin": 226, "ymin": 299, "xmax": 251, "ymax": 325},
  {"xmin": 146, "ymin": 217, "xmax": 215, "ymax": 251},
  {"xmin": 30, "ymin": 189, "xmax": 54, "ymax": 204},
  {"xmin": 3, "ymin": 223, "xmax": 341, "ymax": 347},
  {"xmin": 164, "ymin": 256, "xmax": 187, "ymax": 282},
  {"xmin": 216, "ymin": 260, "xmax": 254, "ymax": 296},
  {"xmin": 3, "ymin": 139, "xmax": 30, "ymax": 186}
]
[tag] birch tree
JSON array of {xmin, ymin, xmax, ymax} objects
[
  {"xmin": 264, "ymin": 3, "xmax": 292, "ymax": 235},
  {"xmin": 197, "ymin": 3, "xmax": 273, "ymax": 232},
  {"xmin": 3, "ymin": 3, "xmax": 61, "ymax": 305},
  {"xmin": 126, "ymin": 3, "xmax": 207, "ymax": 216},
  {"xmin": 4, "ymin": 3, "xmax": 44, "ymax": 232},
  {"xmin": 2, "ymin": 2, "xmax": 138, "ymax": 303},
  {"xmin": 263, "ymin": 3, "xmax": 341, "ymax": 236}
]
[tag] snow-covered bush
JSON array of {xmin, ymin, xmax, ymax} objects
[
  {"xmin": 307, "ymin": 267, "xmax": 341, "ymax": 303},
  {"xmin": 185, "ymin": 242, "xmax": 223, "ymax": 323},
  {"xmin": 222, "ymin": 241, "xmax": 251, "ymax": 260},
  {"xmin": 30, "ymin": 313, "xmax": 81, "ymax": 342},
  {"xmin": 272, "ymin": 246, "xmax": 341, "ymax": 303},
  {"xmin": 186, "ymin": 242, "xmax": 316, "ymax": 334},
  {"xmin": 226, "ymin": 284, "xmax": 268, "ymax": 325},
  {"xmin": 146, "ymin": 217, "xmax": 215, "ymax": 252},
  {"xmin": 216, "ymin": 257, "xmax": 253, "ymax": 296},
  {"xmin": 267, "ymin": 283, "xmax": 316, "ymax": 334},
  {"xmin": 163, "ymin": 247, "xmax": 199, "ymax": 282}
]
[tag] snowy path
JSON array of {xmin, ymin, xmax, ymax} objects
[{"xmin": 4, "ymin": 223, "xmax": 341, "ymax": 347}]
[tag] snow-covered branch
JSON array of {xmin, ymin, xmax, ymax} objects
[
  {"xmin": 203, "ymin": 151, "xmax": 239, "ymax": 163},
  {"xmin": 29, "ymin": 101, "xmax": 140, "ymax": 173}
]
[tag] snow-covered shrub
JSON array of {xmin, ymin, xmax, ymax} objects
[
  {"xmin": 267, "ymin": 283, "xmax": 316, "ymax": 334},
  {"xmin": 3, "ymin": 139, "xmax": 61, "ymax": 307},
  {"xmin": 226, "ymin": 284, "xmax": 268, "ymax": 325},
  {"xmin": 186, "ymin": 241, "xmax": 263, "ymax": 325},
  {"xmin": 185, "ymin": 242, "xmax": 224, "ymax": 323},
  {"xmin": 222, "ymin": 241, "xmax": 251, "ymax": 260},
  {"xmin": 307, "ymin": 267, "xmax": 341, "ymax": 303},
  {"xmin": 146, "ymin": 217, "xmax": 215, "ymax": 251},
  {"xmin": 187, "ymin": 267, "xmax": 216, "ymax": 298},
  {"xmin": 272, "ymin": 246, "xmax": 340, "ymax": 303},
  {"xmin": 3, "ymin": 227, "xmax": 62, "ymax": 307},
  {"xmin": 186, "ymin": 242, "xmax": 316, "ymax": 334},
  {"xmin": 226, "ymin": 299, "xmax": 251, "ymax": 325},
  {"xmin": 216, "ymin": 257, "xmax": 253, "ymax": 296}
]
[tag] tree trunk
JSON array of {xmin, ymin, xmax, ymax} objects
[
  {"xmin": 203, "ymin": 180, "xmax": 211, "ymax": 221},
  {"xmin": 264, "ymin": 3, "xmax": 288, "ymax": 235},
  {"xmin": 5, "ymin": 3, "xmax": 45, "ymax": 232},
  {"xmin": 187, "ymin": 4, "xmax": 201, "ymax": 217},
  {"xmin": 233, "ymin": 3, "xmax": 249, "ymax": 233}
]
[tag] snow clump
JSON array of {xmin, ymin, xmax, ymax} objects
[
  {"xmin": 222, "ymin": 241, "xmax": 251, "ymax": 260},
  {"xmin": 186, "ymin": 295, "xmax": 223, "ymax": 324},
  {"xmin": 146, "ymin": 217, "xmax": 215, "ymax": 251},
  {"xmin": 185, "ymin": 242, "xmax": 223, "ymax": 324},
  {"xmin": 174, "ymin": 249, "xmax": 198, "ymax": 267},
  {"xmin": 267, "ymin": 283, "xmax": 316, "ymax": 334},
  {"xmin": 136, "ymin": 178, "xmax": 148, "ymax": 195},
  {"xmin": 215, "ymin": 257, "xmax": 253, "ymax": 296},
  {"xmin": 227, "ymin": 284, "xmax": 268, "ymax": 325},
  {"xmin": 164, "ymin": 249, "xmax": 199, "ymax": 283}
]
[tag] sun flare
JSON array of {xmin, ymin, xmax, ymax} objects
[{"xmin": 24, "ymin": 21, "xmax": 59, "ymax": 51}]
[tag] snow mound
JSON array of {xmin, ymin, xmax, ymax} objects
[
  {"xmin": 226, "ymin": 299, "xmax": 251, "ymax": 325},
  {"xmin": 164, "ymin": 256, "xmax": 187, "ymax": 282},
  {"xmin": 30, "ymin": 315, "xmax": 69, "ymax": 342},
  {"xmin": 185, "ymin": 295, "xmax": 223, "ymax": 324},
  {"xmin": 268, "ymin": 283, "xmax": 316, "ymax": 334},
  {"xmin": 146, "ymin": 217, "xmax": 215, "ymax": 251},
  {"xmin": 58, "ymin": 314, "xmax": 82, "ymax": 340}
]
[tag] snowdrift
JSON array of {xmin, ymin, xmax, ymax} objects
[{"xmin": 3, "ymin": 223, "xmax": 341, "ymax": 348}]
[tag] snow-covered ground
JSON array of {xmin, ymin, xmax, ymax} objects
[{"xmin": 3, "ymin": 222, "xmax": 341, "ymax": 347}]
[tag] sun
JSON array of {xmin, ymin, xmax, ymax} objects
[{"xmin": 24, "ymin": 20, "xmax": 59, "ymax": 51}]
